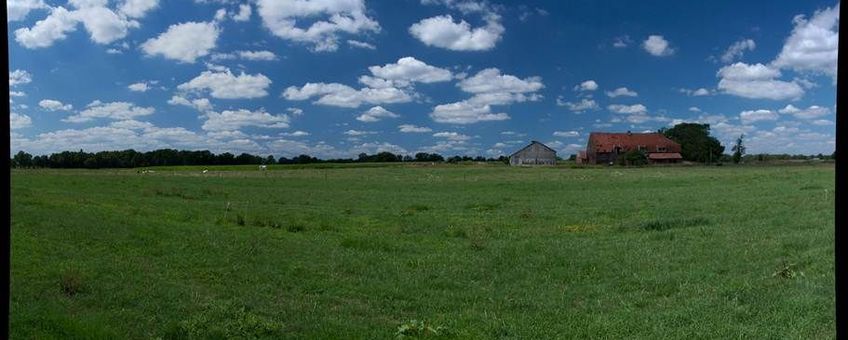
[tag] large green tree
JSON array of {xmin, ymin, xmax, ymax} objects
[{"xmin": 659, "ymin": 123, "xmax": 725, "ymax": 163}]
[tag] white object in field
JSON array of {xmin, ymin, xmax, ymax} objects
[
  {"xmin": 259, "ymin": 165, "xmax": 268, "ymax": 170},
  {"xmin": 202, "ymin": 169, "xmax": 208, "ymax": 174}
]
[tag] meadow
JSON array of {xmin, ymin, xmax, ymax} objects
[{"xmin": 10, "ymin": 163, "xmax": 835, "ymax": 338}]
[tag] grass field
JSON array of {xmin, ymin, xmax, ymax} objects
[{"xmin": 10, "ymin": 163, "xmax": 835, "ymax": 338}]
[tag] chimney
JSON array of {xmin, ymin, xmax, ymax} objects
[{"xmin": 627, "ymin": 130, "xmax": 632, "ymax": 136}]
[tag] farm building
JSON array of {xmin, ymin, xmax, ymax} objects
[
  {"xmin": 579, "ymin": 131, "xmax": 683, "ymax": 165},
  {"xmin": 509, "ymin": 141, "xmax": 557, "ymax": 166}
]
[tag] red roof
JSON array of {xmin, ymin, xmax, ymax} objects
[
  {"xmin": 588, "ymin": 132, "xmax": 681, "ymax": 153},
  {"xmin": 648, "ymin": 152, "xmax": 683, "ymax": 160}
]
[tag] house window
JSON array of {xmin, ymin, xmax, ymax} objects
[{"xmin": 657, "ymin": 146, "xmax": 668, "ymax": 152}]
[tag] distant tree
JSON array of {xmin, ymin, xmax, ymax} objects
[
  {"xmin": 567, "ymin": 154, "xmax": 576, "ymax": 161},
  {"xmin": 12, "ymin": 151, "xmax": 33, "ymax": 168},
  {"xmin": 402, "ymin": 155, "xmax": 413, "ymax": 162},
  {"xmin": 264, "ymin": 155, "xmax": 276, "ymax": 164},
  {"xmin": 731, "ymin": 134, "xmax": 746, "ymax": 164},
  {"xmin": 660, "ymin": 123, "xmax": 725, "ymax": 163}
]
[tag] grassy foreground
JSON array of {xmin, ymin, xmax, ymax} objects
[{"xmin": 10, "ymin": 164, "xmax": 835, "ymax": 338}]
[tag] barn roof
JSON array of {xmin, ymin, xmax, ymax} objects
[
  {"xmin": 588, "ymin": 132, "xmax": 680, "ymax": 153},
  {"xmin": 509, "ymin": 141, "xmax": 557, "ymax": 157}
]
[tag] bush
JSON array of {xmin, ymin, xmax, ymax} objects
[{"xmin": 618, "ymin": 150, "xmax": 647, "ymax": 166}]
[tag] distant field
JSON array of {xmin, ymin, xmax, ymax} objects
[{"xmin": 10, "ymin": 164, "xmax": 835, "ymax": 338}]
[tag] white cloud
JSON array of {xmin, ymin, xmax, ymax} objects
[
  {"xmin": 238, "ymin": 50, "xmax": 277, "ymax": 61},
  {"xmin": 716, "ymin": 62, "xmax": 804, "ymax": 100},
  {"xmin": 398, "ymin": 124, "xmax": 432, "ymax": 133},
  {"xmin": 14, "ymin": 7, "xmax": 78, "ymax": 48},
  {"xmin": 689, "ymin": 106, "xmax": 701, "ymax": 112},
  {"xmin": 739, "ymin": 109, "xmax": 778, "ymax": 124},
  {"xmin": 119, "ymin": 0, "xmax": 159, "ymax": 18},
  {"xmin": 679, "ymin": 87, "xmax": 713, "ymax": 96},
  {"xmin": 214, "ymin": 8, "xmax": 227, "ymax": 22},
  {"xmin": 430, "ymin": 68, "xmax": 543, "ymax": 124},
  {"xmin": 458, "ymin": 68, "xmax": 543, "ymax": 94},
  {"xmin": 141, "ymin": 21, "xmax": 219, "ymax": 63},
  {"xmin": 605, "ymin": 87, "xmax": 637, "ymax": 97},
  {"xmin": 168, "ymin": 95, "xmax": 213, "ymax": 112},
  {"xmin": 368, "ymin": 57, "xmax": 452, "ymax": 84},
  {"xmin": 557, "ymin": 98, "xmax": 598, "ymax": 112},
  {"xmin": 433, "ymin": 131, "xmax": 471, "ymax": 141},
  {"xmin": 9, "ymin": 70, "xmax": 32, "ymax": 87},
  {"xmin": 612, "ymin": 35, "xmax": 632, "ymax": 48},
  {"xmin": 64, "ymin": 100, "xmax": 155, "ymax": 123},
  {"xmin": 232, "ymin": 3, "xmax": 251, "ymax": 21},
  {"xmin": 812, "ymin": 119, "xmax": 834, "ymax": 126},
  {"xmin": 128, "ymin": 82, "xmax": 149, "ymax": 92},
  {"xmin": 778, "ymin": 104, "xmax": 831, "ymax": 120},
  {"xmin": 344, "ymin": 129, "xmax": 376, "ymax": 136},
  {"xmin": 38, "ymin": 99, "xmax": 73, "ymax": 111},
  {"xmin": 573, "ymin": 80, "xmax": 598, "ymax": 91},
  {"xmin": 177, "ymin": 68, "xmax": 271, "ymax": 99},
  {"xmin": 347, "ymin": 40, "xmax": 375, "ymax": 49},
  {"xmin": 721, "ymin": 38, "xmax": 756, "ymax": 63},
  {"xmin": 72, "ymin": 5, "xmax": 138, "ymax": 44},
  {"xmin": 256, "ymin": 0, "xmax": 380, "ymax": 52},
  {"xmin": 286, "ymin": 107, "xmax": 304, "ymax": 116},
  {"xmin": 283, "ymin": 82, "xmax": 411, "ymax": 108},
  {"xmin": 280, "ymin": 130, "xmax": 310, "ymax": 137},
  {"xmin": 643, "ymin": 35, "xmax": 674, "ymax": 56},
  {"xmin": 409, "ymin": 14, "xmax": 503, "ymax": 51},
  {"xmin": 10, "ymin": 112, "xmax": 32, "ymax": 129},
  {"xmin": 607, "ymin": 104, "xmax": 647, "ymax": 114},
  {"xmin": 553, "ymin": 130, "xmax": 579, "ymax": 137},
  {"xmin": 7, "ymin": 0, "xmax": 48, "ymax": 21},
  {"xmin": 772, "ymin": 5, "xmax": 838, "ymax": 78},
  {"xmin": 430, "ymin": 101, "xmax": 508, "ymax": 124},
  {"xmin": 356, "ymin": 106, "xmax": 400, "ymax": 122},
  {"xmin": 201, "ymin": 109, "xmax": 289, "ymax": 131}
]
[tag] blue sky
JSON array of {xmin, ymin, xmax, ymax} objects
[{"xmin": 8, "ymin": 0, "xmax": 839, "ymax": 158}]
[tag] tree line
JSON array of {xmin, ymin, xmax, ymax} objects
[{"xmin": 9, "ymin": 149, "xmax": 509, "ymax": 169}]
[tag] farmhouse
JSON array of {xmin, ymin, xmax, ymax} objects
[
  {"xmin": 579, "ymin": 131, "xmax": 682, "ymax": 165},
  {"xmin": 509, "ymin": 141, "xmax": 557, "ymax": 166}
]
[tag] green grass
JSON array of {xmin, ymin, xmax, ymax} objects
[{"xmin": 11, "ymin": 164, "xmax": 834, "ymax": 338}]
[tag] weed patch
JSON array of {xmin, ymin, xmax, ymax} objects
[
  {"xmin": 639, "ymin": 217, "xmax": 710, "ymax": 231},
  {"xmin": 163, "ymin": 300, "xmax": 283, "ymax": 339},
  {"xmin": 396, "ymin": 319, "xmax": 448, "ymax": 338},
  {"xmin": 59, "ymin": 268, "xmax": 84, "ymax": 297}
]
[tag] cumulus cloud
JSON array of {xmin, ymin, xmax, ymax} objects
[
  {"xmin": 553, "ymin": 131, "xmax": 579, "ymax": 137},
  {"xmin": 557, "ymin": 97, "xmax": 598, "ymax": 112},
  {"xmin": 398, "ymin": 124, "xmax": 432, "ymax": 133},
  {"xmin": 347, "ymin": 40, "xmax": 375, "ymax": 49},
  {"xmin": 232, "ymin": 3, "xmax": 251, "ymax": 21},
  {"xmin": 433, "ymin": 131, "xmax": 471, "ymax": 141},
  {"xmin": 168, "ymin": 95, "xmax": 213, "ymax": 112},
  {"xmin": 721, "ymin": 39, "xmax": 756, "ymax": 63},
  {"xmin": 778, "ymin": 104, "xmax": 831, "ymax": 120},
  {"xmin": 280, "ymin": 130, "xmax": 310, "ymax": 137},
  {"xmin": 39, "ymin": 99, "xmax": 73, "ymax": 111},
  {"xmin": 9, "ymin": 70, "xmax": 32, "ymax": 87},
  {"xmin": 256, "ymin": 0, "xmax": 380, "ymax": 52},
  {"xmin": 141, "ymin": 21, "xmax": 219, "ymax": 63},
  {"xmin": 739, "ymin": 109, "xmax": 778, "ymax": 124},
  {"xmin": 119, "ymin": 0, "xmax": 159, "ymax": 18},
  {"xmin": 177, "ymin": 68, "xmax": 271, "ymax": 99},
  {"xmin": 643, "ymin": 35, "xmax": 674, "ymax": 56},
  {"xmin": 605, "ymin": 87, "xmax": 638, "ymax": 97},
  {"xmin": 283, "ymin": 82, "xmax": 411, "ymax": 108},
  {"xmin": 356, "ymin": 106, "xmax": 400, "ymax": 122},
  {"xmin": 343, "ymin": 129, "xmax": 376, "ymax": 136},
  {"xmin": 772, "ymin": 4, "xmax": 838, "ymax": 78},
  {"xmin": 607, "ymin": 104, "xmax": 647, "ymax": 114},
  {"xmin": 7, "ymin": 0, "xmax": 48, "ymax": 21},
  {"xmin": 201, "ymin": 109, "xmax": 289, "ymax": 131},
  {"xmin": 128, "ymin": 82, "xmax": 150, "ymax": 92},
  {"xmin": 368, "ymin": 57, "xmax": 453, "ymax": 84},
  {"xmin": 14, "ymin": 7, "xmax": 78, "ymax": 48},
  {"xmin": 409, "ymin": 14, "xmax": 504, "ymax": 51},
  {"xmin": 573, "ymin": 80, "xmax": 598, "ymax": 92},
  {"xmin": 64, "ymin": 100, "xmax": 155, "ymax": 123},
  {"xmin": 716, "ymin": 62, "xmax": 804, "ymax": 100},
  {"xmin": 612, "ymin": 35, "xmax": 632, "ymax": 48},
  {"xmin": 430, "ymin": 68, "xmax": 543, "ymax": 124},
  {"xmin": 10, "ymin": 112, "xmax": 33, "ymax": 129},
  {"xmin": 679, "ymin": 87, "xmax": 713, "ymax": 96}
]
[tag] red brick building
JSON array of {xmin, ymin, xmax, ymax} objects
[{"xmin": 580, "ymin": 132, "xmax": 683, "ymax": 165}]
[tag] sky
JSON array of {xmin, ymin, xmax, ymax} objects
[{"xmin": 7, "ymin": 0, "xmax": 840, "ymax": 158}]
